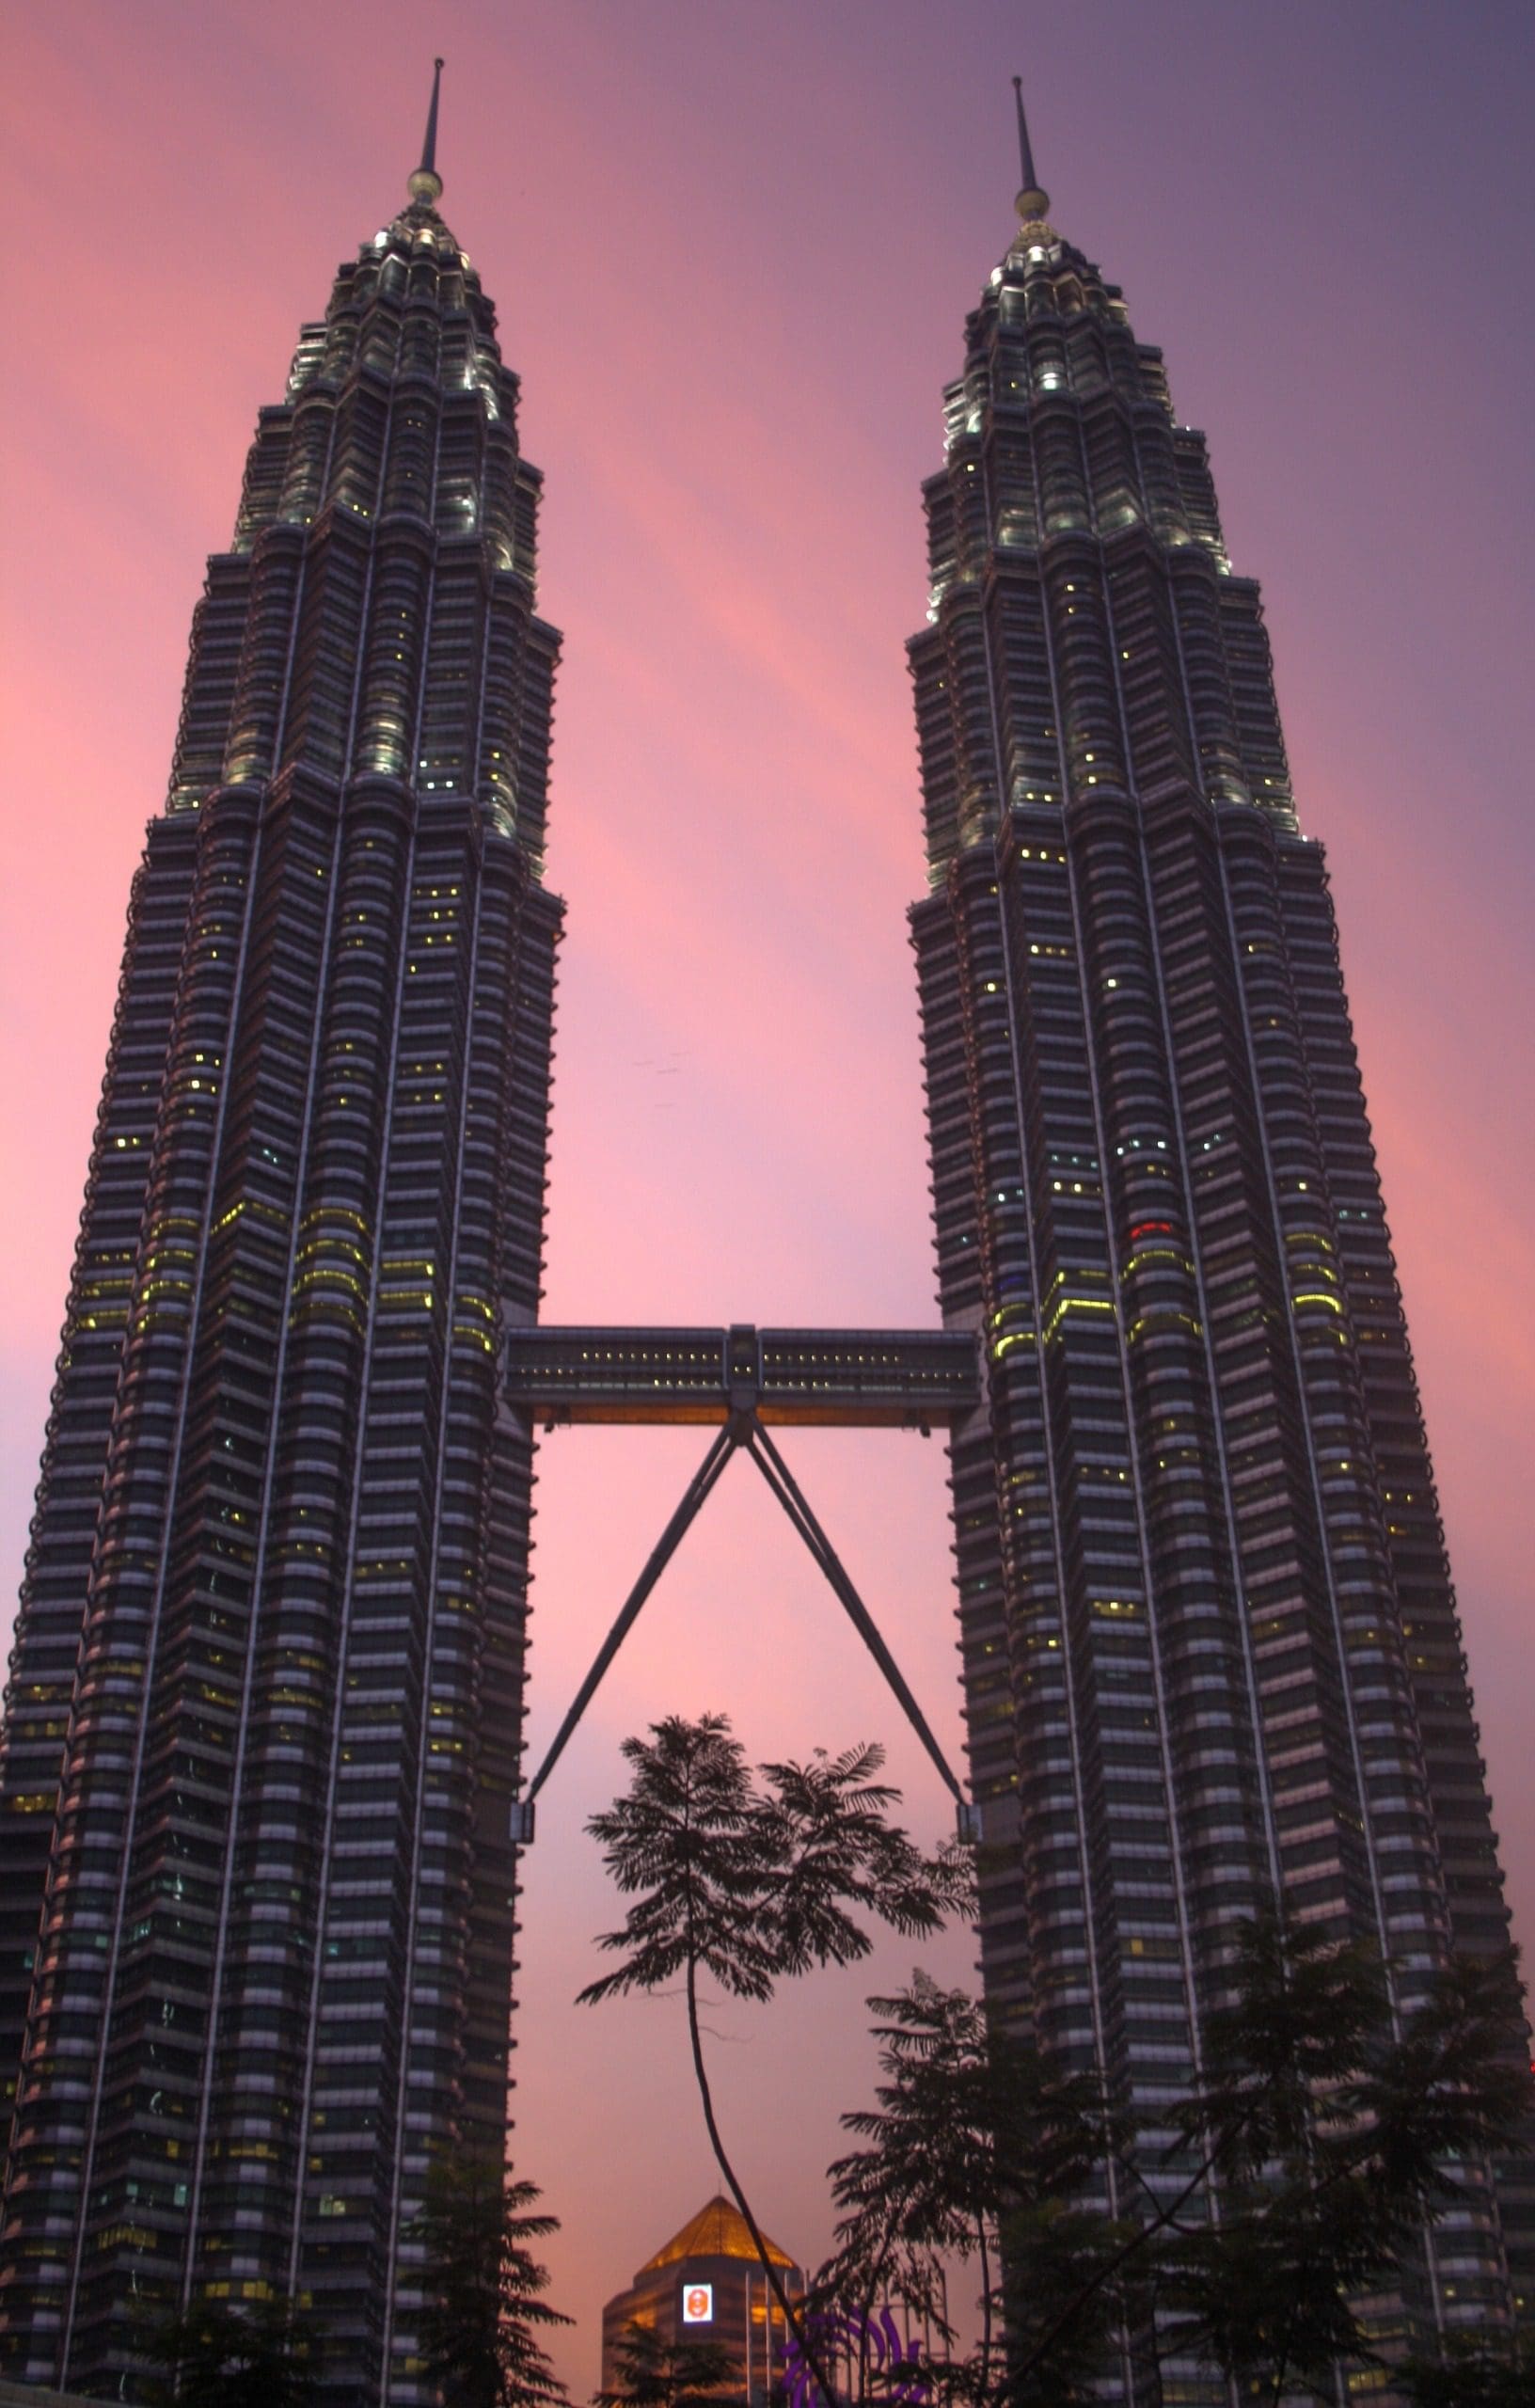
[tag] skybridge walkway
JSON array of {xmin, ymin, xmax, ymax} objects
[{"xmin": 502, "ymin": 1322, "xmax": 979, "ymax": 1429}]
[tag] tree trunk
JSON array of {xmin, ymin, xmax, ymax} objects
[
  {"xmin": 683, "ymin": 1925, "xmax": 837, "ymax": 2408},
  {"xmin": 975, "ymin": 2217, "xmax": 992, "ymax": 2407}
]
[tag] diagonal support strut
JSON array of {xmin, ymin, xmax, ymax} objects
[
  {"xmin": 511, "ymin": 1412, "xmax": 976, "ymax": 1846},
  {"xmin": 743, "ymin": 1421, "xmax": 971, "ymax": 1825},
  {"xmin": 512, "ymin": 1419, "xmax": 744, "ymax": 1838}
]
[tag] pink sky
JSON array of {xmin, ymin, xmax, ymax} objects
[{"xmin": 2, "ymin": 0, "xmax": 1532, "ymax": 2382}]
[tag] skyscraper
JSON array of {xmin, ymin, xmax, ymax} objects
[
  {"xmin": 0, "ymin": 78, "xmax": 560, "ymax": 2398},
  {"xmin": 910, "ymin": 93, "xmax": 1529, "ymax": 2370}
]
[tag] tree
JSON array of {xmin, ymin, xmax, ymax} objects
[
  {"xmin": 820, "ymin": 1975, "xmax": 992, "ymax": 2381},
  {"xmin": 818, "ymin": 1913, "xmax": 1532, "ymax": 2407},
  {"xmin": 595, "ymin": 2319, "xmax": 741, "ymax": 2408},
  {"xmin": 992, "ymin": 1909, "xmax": 1531, "ymax": 2401},
  {"xmin": 818, "ymin": 1975, "xmax": 1127, "ymax": 2408},
  {"xmin": 406, "ymin": 2155, "xmax": 571, "ymax": 2408},
  {"xmin": 1403, "ymin": 2333, "xmax": 1535, "ymax": 2408},
  {"xmin": 579, "ymin": 1715, "xmax": 973, "ymax": 2406},
  {"xmin": 137, "ymin": 2295, "xmax": 321, "ymax": 2407},
  {"xmin": 1157, "ymin": 1920, "xmax": 1533, "ymax": 2403}
]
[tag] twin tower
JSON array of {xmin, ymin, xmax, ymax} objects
[{"xmin": 0, "ymin": 73, "xmax": 1526, "ymax": 2404}]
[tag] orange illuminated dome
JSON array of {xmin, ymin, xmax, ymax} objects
[
  {"xmin": 640, "ymin": 2194, "xmax": 795, "ymax": 2273},
  {"xmin": 600, "ymin": 2194, "xmax": 805, "ymax": 2405}
]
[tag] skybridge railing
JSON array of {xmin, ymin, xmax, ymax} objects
[{"xmin": 503, "ymin": 1322, "xmax": 980, "ymax": 1429}]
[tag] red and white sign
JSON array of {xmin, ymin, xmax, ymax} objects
[{"xmin": 682, "ymin": 2285, "xmax": 714, "ymax": 2325}]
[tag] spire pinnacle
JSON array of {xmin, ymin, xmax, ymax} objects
[
  {"xmin": 1011, "ymin": 74, "xmax": 1051, "ymax": 225},
  {"xmin": 407, "ymin": 58, "xmax": 446, "ymax": 205}
]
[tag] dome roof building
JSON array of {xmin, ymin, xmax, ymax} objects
[{"xmin": 600, "ymin": 2195, "xmax": 803, "ymax": 2407}]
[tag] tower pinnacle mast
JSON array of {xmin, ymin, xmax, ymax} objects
[
  {"xmin": 408, "ymin": 55, "xmax": 446, "ymax": 203},
  {"xmin": 1011, "ymin": 72, "xmax": 1050, "ymax": 222}
]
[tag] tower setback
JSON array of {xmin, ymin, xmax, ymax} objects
[
  {"xmin": 910, "ymin": 127, "xmax": 1531, "ymax": 2373},
  {"xmin": 0, "ymin": 100, "xmax": 560, "ymax": 2400}
]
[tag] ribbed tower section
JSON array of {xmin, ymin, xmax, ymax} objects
[
  {"xmin": 910, "ymin": 173, "xmax": 1530, "ymax": 2380},
  {"xmin": 0, "ymin": 156, "xmax": 561, "ymax": 2400}
]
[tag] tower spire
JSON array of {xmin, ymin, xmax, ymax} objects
[
  {"xmin": 408, "ymin": 57, "xmax": 446, "ymax": 205},
  {"xmin": 1011, "ymin": 74, "xmax": 1051, "ymax": 225}
]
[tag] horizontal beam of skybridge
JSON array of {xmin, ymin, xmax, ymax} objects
[{"xmin": 502, "ymin": 1323, "xmax": 981, "ymax": 1429}]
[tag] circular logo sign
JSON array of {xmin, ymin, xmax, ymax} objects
[{"xmin": 683, "ymin": 2284, "xmax": 714, "ymax": 2324}]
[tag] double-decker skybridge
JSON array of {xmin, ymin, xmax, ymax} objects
[{"xmin": 501, "ymin": 1324, "xmax": 981, "ymax": 1841}]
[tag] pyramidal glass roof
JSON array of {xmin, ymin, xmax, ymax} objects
[{"xmin": 639, "ymin": 2195, "xmax": 795, "ymax": 2273}]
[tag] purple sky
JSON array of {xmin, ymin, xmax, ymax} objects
[{"xmin": 2, "ymin": 0, "xmax": 1532, "ymax": 2381}]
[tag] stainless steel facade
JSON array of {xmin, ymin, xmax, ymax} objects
[
  {"xmin": 909, "ymin": 182, "xmax": 1530, "ymax": 2378},
  {"xmin": 0, "ymin": 158, "xmax": 560, "ymax": 2398}
]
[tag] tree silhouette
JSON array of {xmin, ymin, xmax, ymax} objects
[
  {"xmin": 595, "ymin": 2319, "xmax": 741, "ymax": 2408},
  {"xmin": 580, "ymin": 1715, "xmax": 972, "ymax": 2408},
  {"xmin": 1157, "ymin": 1920, "xmax": 1532, "ymax": 2402},
  {"xmin": 831, "ymin": 1911, "xmax": 1531, "ymax": 2403},
  {"xmin": 819, "ymin": 1975, "xmax": 1126, "ymax": 2407},
  {"xmin": 137, "ymin": 2296, "xmax": 321, "ymax": 2407},
  {"xmin": 1403, "ymin": 2332, "xmax": 1535, "ymax": 2408},
  {"xmin": 406, "ymin": 2155, "xmax": 571, "ymax": 2408}
]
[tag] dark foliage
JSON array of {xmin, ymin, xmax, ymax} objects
[
  {"xmin": 406, "ymin": 2155, "xmax": 571, "ymax": 2408},
  {"xmin": 137, "ymin": 2296, "xmax": 321, "ymax": 2408},
  {"xmin": 594, "ymin": 2319, "xmax": 742, "ymax": 2408},
  {"xmin": 818, "ymin": 1909, "xmax": 1532, "ymax": 2407},
  {"xmin": 581, "ymin": 1715, "xmax": 973, "ymax": 2408},
  {"xmin": 819, "ymin": 1973, "xmax": 1125, "ymax": 2404},
  {"xmin": 1402, "ymin": 2333, "xmax": 1535, "ymax": 2407}
]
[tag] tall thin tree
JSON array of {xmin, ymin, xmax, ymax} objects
[{"xmin": 580, "ymin": 1715, "xmax": 972, "ymax": 2408}]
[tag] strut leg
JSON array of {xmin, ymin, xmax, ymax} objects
[
  {"xmin": 744, "ymin": 1422, "xmax": 970, "ymax": 1821},
  {"xmin": 516, "ymin": 1421, "xmax": 742, "ymax": 1829}
]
